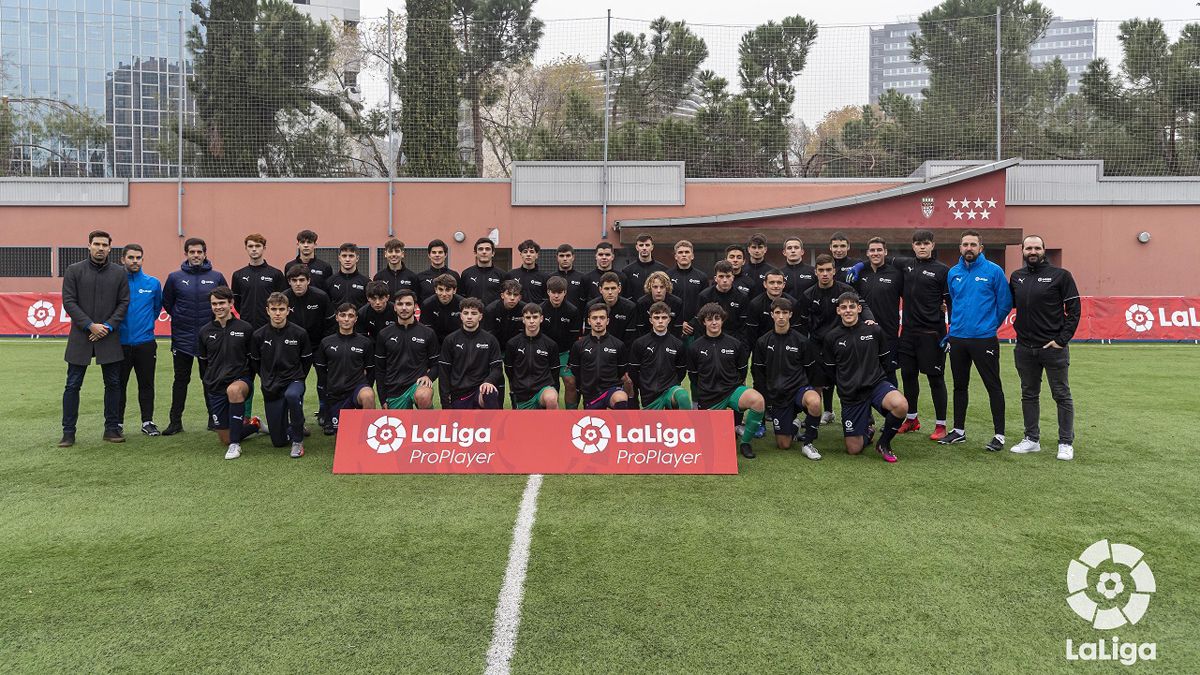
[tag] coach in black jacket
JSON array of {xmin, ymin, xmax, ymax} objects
[{"xmin": 60, "ymin": 230, "xmax": 130, "ymax": 446}]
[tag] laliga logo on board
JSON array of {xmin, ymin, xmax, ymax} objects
[
  {"xmin": 1125, "ymin": 302, "xmax": 1200, "ymax": 332},
  {"xmin": 26, "ymin": 300, "xmax": 56, "ymax": 329},
  {"xmin": 1064, "ymin": 539, "xmax": 1157, "ymax": 666},
  {"xmin": 1124, "ymin": 304, "xmax": 1154, "ymax": 332},
  {"xmin": 572, "ymin": 416, "xmax": 610, "ymax": 454},
  {"xmin": 367, "ymin": 415, "xmax": 406, "ymax": 453}
]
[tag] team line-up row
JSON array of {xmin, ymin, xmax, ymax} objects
[{"xmin": 58, "ymin": 228, "xmax": 1081, "ymax": 463}]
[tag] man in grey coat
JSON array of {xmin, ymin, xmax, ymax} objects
[{"xmin": 60, "ymin": 230, "xmax": 130, "ymax": 447}]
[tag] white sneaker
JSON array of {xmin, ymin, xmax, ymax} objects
[
  {"xmin": 1057, "ymin": 444, "xmax": 1074, "ymax": 461},
  {"xmin": 1009, "ymin": 438, "xmax": 1041, "ymax": 454},
  {"xmin": 820, "ymin": 411, "xmax": 835, "ymax": 425},
  {"xmin": 801, "ymin": 444, "xmax": 822, "ymax": 461},
  {"xmin": 224, "ymin": 443, "xmax": 241, "ymax": 460}
]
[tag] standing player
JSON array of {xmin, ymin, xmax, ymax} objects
[
  {"xmin": 438, "ymin": 298, "xmax": 503, "ymax": 409},
  {"xmin": 375, "ymin": 238, "xmax": 420, "ymax": 297},
  {"xmin": 504, "ymin": 303, "xmax": 561, "ymax": 409},
  {"xmin": 854, "ymin": 237, "xmax": 904, "ymax": 386},
  {"xmin": 890, "ymin": 229, "xmax": 952, "ymax": 439},
  {"xmin": 781, "ymin": 237, "xmax": 816, "ymax": 300},
  {"xmin": 420, "ymin": 273, "xmax": 464, "ymax": 343},
  {"xmin": 376, "ymin": 290, "xmax": 439, "ymax": 410},
  {"xmin": 540, "ymin": 276, "xmax": 581, "ymax": 408},
  {"xmin": 486, "ymin": 279, "xmax": 526, "ymax": 347},
  {"xmin": 315, "ymin": 304, "xmax": 376, "ymax": 435},
  {"xmin": 743, "ymin": 233, "xmax": 773, "ymax": 300},
  {"xmin": 553, "ymin": 244, "xmax": 589, "ymax": 310},
  {"xmin": 284, "ymin": 264, "xmax": 332, "ymax": 430},
  {"xmin": 595, "ymin": 272, "xmax": 638, "ymax": 344},
  {"xmin": 416, "ymin": 239, "xmax": 460, "ymax": 301},
  {"xmin": 327, "ymin": 243, "xmax": 369, "ymax": 309},
  {"xmin": 629, "ymin": 302, "xmax": 691, "ymax": 410},
  {"xmin": 823, "ymin": 292, "xmax": 907, "ymax": 463},
  {"xmin": 621, "ymin": 234, "xmax": 669, "ymax": 301},
  {"xmin": 196, "ymin": 287, "xmax": 261, "ymax": 459},
  {"xmin": 59, "ymin": 230, "xmax": 129, "ymax": 446},
  {"xmin": 1008, "ymin": 235, "xmax": 1080, "ymax": 461},
  {"xmin": 568, "ymin": 303, "xmax": 630, "ymax": 410},
  {"xmin": 688, "ymin": 261, "xmax": 749, "ymax": 347},
  {"xmin": 118, "ymin": 244, "xmax": 162, "ymax": 437},
  {"xmin": 802, "ymin": 254, "xmax": 873, "ymax": 425},
  {"xmin": 745, "ymin": 269, "xmax": 797, "ymax": 346},
  {"xmin": 584, "ymin": 242, "xmax": 627, "ymax": 304},
  {"xmin": 250, "ymin": 292, "xmax": 312, "ymax": 458},
  {"xmin": 829, "ymin": 232, "xmax": 863, "ymax": 279},
  {"xmin": 232, "ymin": 233, "xmax": 285, "ymax": 428},
  {"xmin": 668, "ymin": 240, "xmax": 707, "ymax": 340},
  {"xmin": 943, "ymin": 230, "xmax": 1012, "ymax": 451},
  {"xmin": 508, "ymin": 239, "xmax": 548, "ymax": 303},
  {"xmin": 687, "ymin": 302, "xmax": 766, "ymax": 459},
  {"xmin": 356, "ymin": 280, "xmax": 394, "ymax": 341},
  {"xmin": 290, "ymin": 229, "xmax": 333, "ymax": 291},
  {"xmin": 163, "ymin": 237, "xmax": 226, "ymax": 436},
  {"xmin": 724, "ymin": 245, "xmax": 755, "ymax": 297},
  {"xmin": 753, "ymin": 298, "xmax": 822, "ymax": 458},
  {"xmin": 633, "ymin": 271, "xmax": 684, "ymax": 338},
  {"xmin": 460, "ymin": 237, "xmax": 504, "ymax": 305}
]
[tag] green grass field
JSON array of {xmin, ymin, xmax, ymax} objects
[{"xmin": 1, "ymin": 340, "xmax": 1197, "ymax": 673}]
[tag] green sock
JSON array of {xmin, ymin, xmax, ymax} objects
[
  {"xmin": 672, "ymin": 389, "xmax": 692, "ymax": 410},
  {"xmin": 741, "ymin": 408, "xmax": 764, "ymax": 444}
]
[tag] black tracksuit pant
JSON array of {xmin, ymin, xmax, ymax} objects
[
  {"xmin": 119, "ymin": 341, "xmax": 157, "ymax": 424},
  {"xmin": 948, "ymin": 337, "xmax": 1004, "ymax": 436}
]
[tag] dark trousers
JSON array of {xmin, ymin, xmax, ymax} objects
[
  {"xmin": 119, "ymin": 341, "xmax": 157, "ymax": 424},
  {"xmin": 883, "ymin": 335, "xmax": 900, "ymax": 387},
  {"xmin": 264, "ymin": 381, "xmax": 306, "ymax": 446},
  {"xmin": 949, "ymin": 337, "xmax": 1005, "ymax": 435},
  {"xmin": 1014, "ymin": 343, "xmax": 1074, "ymax": 445},
  {"xmin": 62, "ymin": 361, "xmax": 121, "ymax": 434},
  {"xmin": 169, "ymin": 350, "xmax": 208, "ymax": 425}
]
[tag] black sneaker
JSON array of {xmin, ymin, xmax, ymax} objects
[
  {"xmin": 161, "ymin": 421, "xmax": 183, "ymax": 436},
  {"xmin": 938, "ymin": 429, "xmax": 966, "ymax": 445},
  {"xmin": 57, "ymin": 433, "xmax": 75, "ymax": 448},
  {"xmin": 323, "ymin": 425, "xmax": 337, "ymax": 436},
  {"xmin": 141, "ymin": 421, "xmax": 161, "ymax": 437},
  {"xmin": 739, "ymin": 442, "xmax": 756, "ymax": 459},
  {"xmin": 302, "ymin": 425, "xmax": 311, "ymax": 438},
  {"xmin": 103, "ymin": 429, "xmax": 126, "ymax": 443},
  {"xmin": 984, "ymin": 435, "xmax": 1005, "ymax": 452}
]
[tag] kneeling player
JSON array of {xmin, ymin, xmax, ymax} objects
[
  {"xmin": 197, "ymin": 287, "xmax": 261, "ymax": 460},
  {"xmin": 316, "ymin": 303, "xmax": 376, "ymax": 434},
  {"xmin": 251, "ymin": 292, "xmax": 312, "ymax": 458},
  {"xmin": 629, "ymin": 302, "xmax": 691, "ymax": 410},
  {"xmin": 376, "ymin": 290, "xmax": 439, "ymax": 410},
  {"xmin": 439, "ymin": 297, "xmax": 503, "ymax": 409},
  {"xmin": 504, "ymin": 303, "xmax": 561, "ymax": 409},
  {"xmin": 752, "ymin": 297, "xmax": 822, "ymax": 459},
  {"xmin": 687, "ymin": 302, "xmax": 765, "ymax": 459},
  {"xmin": 823, "ymin": 292, "xmax": 908, "ymax": 462},
  {"xmin": 568, "ymin": 303, "xmax": 630, "ymax": 410}
]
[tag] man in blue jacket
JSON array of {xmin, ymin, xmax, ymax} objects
[
  {"xmin": 118, "ymin": 244, "xmax": 162, "ymax": 436},
  {"xmin": 941, "ymin": 230, "xmax": 1012, "ymax": 451},
  {"xmin": 162, "ymin": 237, "xmax": 227, "ymax": 435}
]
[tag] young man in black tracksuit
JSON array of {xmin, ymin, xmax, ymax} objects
[
  {"xmin": 629, "ymin": 302, "xmax": 691, "ymax": 410},
  {"xmin": 1008, "ymin": 235, "xmax": 1081, "ymax": 461},
  {"xmin": 584, "ymin": 242, "xmax": 627, "ymax": 304},
  {"xmin": 290, "ymin": 229, "xmax": 333, "ymax": 292},
  {"xmin": 438, "ymin": 297, "xmax": 503, "ymax": 409},
  {"xmin": 508, "ymin": 239, "xmax": 549, "ymax": 304},
  {"xmin": 802, "ymin": 254, "xmax": 874, "ymax": 425},
  {"xmin": 744, "ymin": 269, "xmax": 800, "ymax": 347},
  {"xmin": 743, "ymin": 233, "xmax": 774, "ymax": 300},
  {"xmin": 725, "ymin": 245, "xmax": 755, "ymax": 297},
  {"xmin": 829, "ymin": 231, "xmax": 864, "ymax": 280},
  {"xmin": 688, "ymin": 261, "xmax": 749, "ymax": 348},
  {"xmin": 485, "ymin": 279, "xmax": 526, "ymax": 348},
  {"xmin": 460, "ymin": 238, "xmax": 505, "ymax": 305},
  {"xmin": 374, "ymin": 238, "xmax": 420, "ymax": 298},
  {"xmin": 594, "ymin": 272, "xmax": 638, "ymax": 345},
  {"xmin": 568, "ymin": 302, "xmax": 630, "ymax": 410},
  {"xmin": 541, "ymin": 276, "xmax": 581, "ymax": 407},
  {"xmin": 232, "ymin": 233, "xmax": 286, "ymax": 333},
  {"xmin": 285, "ymin": 264, "xmax": 333, "ymax": 427},
  {"xmin": 315, "ymin": 303, "xmax": 376, "ymax": 433},
  {"xmin": 753, "ymin": 297, "xmax": 823, "ymax": 459},
  {"xmin": 251, "ymin": 292, "xmax": 312, "ymax": 458},
  {"xmin": 420, "ymin": 273, "xmax": 464, "ymax": 343},
  {"xmin": 668, "ymin": 240, "xmax": 708, "ymax": 342},
  {"xmin": 853, "ymin": 237, "xmax": 905, "ymax": 386},
  {"xmin": 620, "ymin": 233, "xmax": 669, "ymax": 301},
  {"xmin": 196, "ymin": 287, "xmax": 261, "ymax": 460},
  {"xmin": 376, "ymin": 290, "xmax": 439, "ymax": 410},
  {"xmin": 782, "ymin": 236, "xmax": 817, "ymax": 300},
  {"xmin": 632, "ymin": 271, "xmax": 685, "ymax": 339},
  {"xmin": 416, "ymin": 239, "xmax": 460, "ymax": 302},
  {"xmin": 504, "ymin": 303, "xmax": 561, "ymax": 409},
  {"xmin": 822, "ymin": 291, "xmax": 908, "ymax": 463},
  {"xmin": 327, "ymin": 243, "xmax": 370, "ymax": 309},
  {"xmin": 356, "ymin": 281, "xmax": 394, "ymax": 342},
  {"xmin": 553, "ymin": 244, "xmax": 590, "ymax": 311},
  {"xmin": 687, "ymin": 302, "xmax": 766, "ymax": 459}
]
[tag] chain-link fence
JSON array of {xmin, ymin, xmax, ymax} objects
[{"xmin": 3, "ymin": 5, "xmax": 1199, "ymax": 179}]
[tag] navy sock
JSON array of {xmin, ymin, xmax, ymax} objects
[
  {"xmin": 802, "ymin": 414, "xmax": 820, "ymax": 442},
  {"xmin": 612, "ymin": 400, "xmax": 629, "ymax": 410},
  {"xmin": 880, "ymin": 414, "xmax": 904, "ymax": 446},
  {"xmin": 229, "ymin": 412, "xmax": 243, "ymax": 444}
]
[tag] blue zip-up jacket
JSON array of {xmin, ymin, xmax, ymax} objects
[
  {"xmin": 120, "ymin": 269, "xmax": 163, "ymax": 346},
  {"xmin": 947, "ymin": 251, "xmax": 1012, "ymax": 339},
  {"xmin": 163, "ymin": 259, "xmax": 227, "ymax": 356}
]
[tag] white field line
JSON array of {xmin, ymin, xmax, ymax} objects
[{"xmin": 484, "ymin": 473, "xmax": 544, "ymax": 675}]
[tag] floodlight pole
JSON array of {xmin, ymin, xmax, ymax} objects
[
  {"xmin": 995, "ymin": 6, "xmax": 1002, "ymax": 162},
  {"xmin": 601, "ymin": 9, "xmax": 612, "ymax": 240},
  {"xmin": 177, "ymin": 10, "xmax": 185, "ymax": 237},
  {"xmin": 387, "ymin": 9, "xmax": 396, "ymax": 237}
]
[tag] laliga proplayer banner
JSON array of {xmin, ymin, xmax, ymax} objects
[
  {"xmin": 0, "ymin": 292, "xmax": 172, "ymax": 337},
  {"xmin": 331, "ymin": 409, "xmax": 739, "ymax": 475},
  {"xmin": 993, "ymin": 296, "xmax": 1200, "ymax": 341}
]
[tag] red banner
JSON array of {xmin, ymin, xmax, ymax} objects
[
  {"xmin": 332, "ymin": 409, "xmax": 739, "ymax": 474},
  {"xmin": 0, "ymin": 292, "xmax": 172, "ymax": 337}
]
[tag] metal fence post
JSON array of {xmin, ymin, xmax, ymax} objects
[
  {"xmin": 601, "ymin": 9, "xmax": 612, "ymax": 239},
  {"xmin": 995, "ymin": 6, "xmax": 1002, "ymax": 162},
  {"xmin": 177, "ymin": 10, "xmax": 185, "ymax": 237},
  {"xmin": 387, "ymin": 9, "xmax": 395, "ymax": 237}
]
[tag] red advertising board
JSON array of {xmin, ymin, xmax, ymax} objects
[
  {"xmin": 331, "ymin": 409, "xmax": 739, "ymax": 475},
  {"xmin": 0, "ymin": 292, "xmax": 172, "ymax": 337}
]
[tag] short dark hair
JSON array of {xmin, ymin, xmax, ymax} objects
[
  {"xmin": 913, "ymin": 229, "xmax": 935, "ymax": 243},
  {"xmin": 546, "ymin": 276, "xmax": 567, "ymax": 293},
  {"xmin": 88, "ymin": 230, "xmax": 112, "ymax": 245},
  {"xmin": 697, "ymin": 302, "xmax": 727, "ymax": 322},
  {"xmin": 961, "ymin": 229, "xmax": 983, "ymax": 243},
  {"xmin": 587, "ymin": 302, "xmax": 610, "ymax": 317},
  {"xmin": 285, "ymin": 263, "xmax": 309, "ymax": 280},
  {"xmin": 648, "ymin": 301, "xmax": 672, "ymax": 316},
  {"xmin": 557, "ymin": 244, "xmax": 574, "ymax": 254},
  {"xmin": 474, "ymin": 237, "xmax": 494, "ymax": 251},
  {"xmin": 521, "ymin": 302, "xmax": 542, "ymax": 316},
  {"xmin": 724, "ymin": 244, "xmax": 746, "ymax": 256},
  {"xmin": 427, "ymin": 238, "xmax": 448, "ymax": 253},
  {"xmin": 384, "ymin": 238, "xmax": 404, "ymax": 252},
  {"xmin": 599, "ymin": 271, "xmax": 621, "ymax": 287},
  {"xmin": 434, "ymin": 273, "xmax": 457, "ymax": 290},
  {"xmin": 830, "ymin": 232, "xmax": 849, "ymax": 245},
  {"xmin": 713, "ymin": 260, "xmax": 734, "ymax": 276},
  {"xmin": 783, "ymin": 236, "xmax": 803, "ymax": 248},
  {"xmin": 394, "ymin": 289, "xmax": 417, "ymax": 304},
  {"xmin": 501, "ymin": 279, "xmax": 522, "ymax": 295},
  {"xmin": 747, "ymin": 233, "xmax": 768, "ymax": 247},
  {"xmin": 123, "ymin": 243, "xmax": 143, "ymax": 255},
  {"xmin": 460, "ymin": 297, "xmax": 484, "ymax": 313},
  {"xmin": 365, "ymin": 280, "xmax": 390, "ymax": 298},
  {"xmin": 867, "ymin": 236, "xmax": 886, "ymax": 248},
  {"xmin": 635, "ymin": 233, "xmax": 653, "ymax": 244},
  {"xmin": 595, "ymin": 242, "xmax": 614, "ymax": 252},
  {"xmin": 836, "ymin": 291, "xmax": 861, "ymax": 306},
  {"xmin": 183, "ymin": 237, "xmax": 206, "ymax": 252},
  {"xmin": 296, "ymin": 229, "xmax": 318, "ymax": 244},
  {"xmin": 765, "ymin": 268, "xmax": 786, "ymax": 281},
  {"xmin": 770, "ymin": 297, "xmax": 793, "ymax": 313},
  {"xmin": 336, "ymin": 302, "xmax": 358, "ymax": 314},
  {"xmin": 814, "ymin": 254, "xmax": 835, "ymax": 267},
  {"xmin": 339, "ymin": 242, "xmax": 358, "ymax": 255},
  {"xmin": 517, "ymin": 239, "xmax": 540, "ymax": 253},
  {"xmin": 266, "ymin": 292, "xmax": 288, "ymax": 306},
  {"xmin": 1023, "ymin": 234, "xmax": 1046, "ymax": 247},
  {"xmin": 209, "ymin": 286, "xmax": 234, "ymax": 301}
]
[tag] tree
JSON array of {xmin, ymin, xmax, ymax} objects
[
  {"xmin": 737, "ymin": 16, "xmax": 818, "ymax": 176},
  {"xmin": 0, "ymin": 95, "xmax": 109, "ymax": 176},
  {"xmin": 401, "ymin": 0, "xmax": 463, "ymax": 176},
  {"xmin": 606, "ymin": 17, "xmax": 708, "ymax": 127},
  {"xmin": 451, "ymin": 0, "xmax": 544, "ymax": 176}
]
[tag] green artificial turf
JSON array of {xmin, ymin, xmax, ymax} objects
[{"xmin": 1, "ymin": 340, "xmax": 1197, "ymax": 673}]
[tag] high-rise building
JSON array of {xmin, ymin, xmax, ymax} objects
[{"xmin": 869, "ymin": 18, "xmax": 1097, "ymax": 102}]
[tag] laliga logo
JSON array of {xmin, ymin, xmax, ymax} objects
[
  {"xmin": 366, "ymin": 415, "xmax": 406, "ymax": 453},
  {"xmin": 572, "ymin": 416, "xmax": 610, "ymax": 454},
  {"xmin": 1124, "ymin": 304, "xmax": 1154, "ymax": 333},
  {"xmin": 1066, "ymin": 539, "xmax": 1155, "ymax": 629},
  {"xmin": 27, "ymin": 300, "xmax": 56, "ymax": 329}
]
